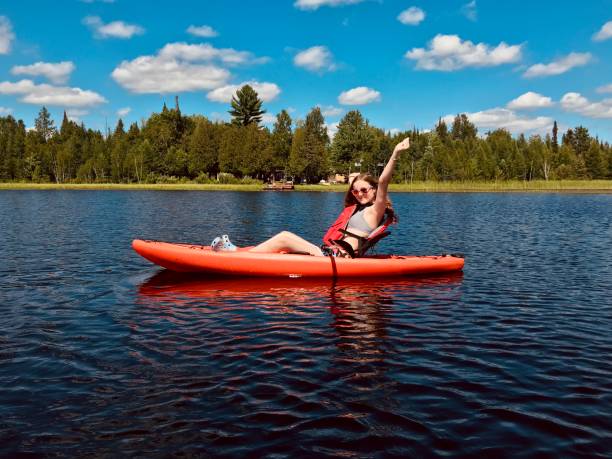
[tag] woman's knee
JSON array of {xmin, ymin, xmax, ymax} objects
[{"xmin": 277, "ymin": 230, "xmax": 296, "ymax": 241}]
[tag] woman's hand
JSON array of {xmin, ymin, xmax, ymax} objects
[{"xmin": 393, "ymin": 137, "xmax": 410, "ymax": 155}]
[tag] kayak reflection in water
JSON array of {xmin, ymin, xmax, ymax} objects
[
  {"xmin": 213, "ymin": 137, "xmax": 411, "ymax": 257},
  {"xmin": 137, "ymin": 270, "xmax": 463, "ymax": 313}
]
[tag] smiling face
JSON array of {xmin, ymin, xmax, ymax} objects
[{"xmin": 351, "ymin": 179, "xmax": 377, "ymax": 205}]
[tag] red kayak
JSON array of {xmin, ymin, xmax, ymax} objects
[{"xmin": 132, "ymin": 239, "xmax": 464, "ymax": 278}]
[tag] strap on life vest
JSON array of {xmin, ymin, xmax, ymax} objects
[
  {"xmin": 322, "ymin": 204, "xmax": 357, "ymax": 247},
  {"xmin": 322, "ymin": 205, "xmax": 397, "ymax": 257}
]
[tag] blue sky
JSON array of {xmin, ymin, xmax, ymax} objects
[{"xmin": 0, "ymin": 0, "xmax": 611, "ymax": 140}]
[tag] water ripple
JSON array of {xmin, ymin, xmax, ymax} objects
[{"xmin": 1, "ymin": 191, "xmax": 611, "ymax": 457}]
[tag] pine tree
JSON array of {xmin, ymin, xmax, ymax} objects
[
  {"xmin": 552, "ymin": 121, "xmax": 558, "ymax": 153},
  {"xmin": 109, "ymin": 119, "xmax": 127, "ymax": 181},
  {"xmin": 287, "ymin": 124, "xmax": 307, "ymax": 179},
  {"xmin": 435, "ymin": 118, "xmax": 449, "ymax": 143},
  {"xmin": 451, "ymin": 114, "xmax": 477, "ymax": 141},
  {"xmin": 141, "ymin": 103, "xmax": 186, "ymax": 175},
  {"xmin": 553, "ymin": 144, "xmax": 576, "ymax": 179},
  {"xmin": 34, "ymin": 106, "xmax": 56, "ymax": 141},
  {"xmin": 398, "ymin": 129, "xmax": 423, "ymax": 182},
  {"xmin": 516, "ymin": 134, "xmax": 531, "ymax": 180},
  {"xmin": 369, "ymin": 127, "xmax": 394, "ymax": 178},
  {"xmin": 486, "ymin": 129, "xmax": 514, "ymax": 178},
  {"xmin": 271, "ymin": 110, "xmax": 292, "ymax": 171},
  {"xmin": 23, "ymin": 129, "xmax": 43, "ymax": 180},
  {"xmin": 114, "ymin": 119, "xmax": 125, "ymax": 138},
  {"xmin": 299, "ymin": 107, "xmax": 329, "ymax": 182},
  {"xmin": 585, "ymin": 140, "xmax": 605, "ymax": 178},
  {"xmin": 218, "ymin": 124, "xmax": 242, "ymax": 175},
  {"xmin": 242, "ymin": 124, "xmax": 272, "ymax": 178},
  {"xmin": 0, "ymin": 116, "xmax": 26, "ymax": 180},
  {"xmin": 229, "ymin": 85, "xmax": 265, "ymax": 126},
  {"xmin": 126, "ymin": 122, "xmax": 141, "ymax": 144},
  {"xmin": 304, "ymin": 107, "xmax": 328, "ymax": 143},
  {"xmin": 188, "ymin": 117, "xmax": 220, "ymax": 177},
  {"xmin": 331, "ymin": 110, "xmax": 375, "ymax": 173},
  {"xmin": 573, "ymin": 126, "xmax": 590, "ymax": 157},
  {"xmin": 562, "ymin": 128, "xmax": 574, "ymax": 148},
  {"xmin": 60, "ymin": 111, "xmax": 70, "ymax": 137}
]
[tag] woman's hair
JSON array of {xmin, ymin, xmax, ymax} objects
[{"xmin": 344, "ymin": 173, "xmax": 395, "ymax": 220}]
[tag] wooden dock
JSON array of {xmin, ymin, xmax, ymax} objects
[{"xmin": 263, "ymin": 181, "xmax": 295, "ymax": 191}]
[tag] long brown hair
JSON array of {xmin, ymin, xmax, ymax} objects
[{"xmin": 344, "ymin": 173, "xmax": 396, "ymax": 220}]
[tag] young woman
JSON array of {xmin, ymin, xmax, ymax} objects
[{"xmin": 211, "ymin": 137, "xmax": 410, "ymax": 256}]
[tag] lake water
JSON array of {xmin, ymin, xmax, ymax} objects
[{"xmin": 1, "ymin": 190, "xmax": 611, "ymax": 457}]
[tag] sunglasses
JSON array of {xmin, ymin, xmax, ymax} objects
[{"xmin": 351, "ymin": 186, "xmax": 374, "ymax": 195}]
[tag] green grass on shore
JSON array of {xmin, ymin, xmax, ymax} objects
[
  {"xmin": 0, "ymin": 182, "xmax": 264, "ymax": 191},
  {"xmin": 389, "ymin": 180, "xmax": 612, "ymax": 192},
  {"xmin": 1, "ymin": 180, "xmax": 611, "ymax": 192}
]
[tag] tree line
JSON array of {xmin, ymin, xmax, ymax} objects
[{"xmin": 0, "ymin": 85, "xmax": 610, "ymax": 184}]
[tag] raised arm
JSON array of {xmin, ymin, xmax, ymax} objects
[{"xmin": 372, "ymin": 137, "xmax": 410, "ymax": 216}]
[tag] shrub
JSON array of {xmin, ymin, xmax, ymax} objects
[
  {"xmin": 195, "ymin": 172, "xmax": 214, "ymax": 184},
  {"xmin": 216, "ymin": 173, "xmax": 262, "ymax": 185}
]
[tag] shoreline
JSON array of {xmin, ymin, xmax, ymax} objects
[{"xmin": 1, "ymin": 180, "xmax": 611, "ymax": 193}]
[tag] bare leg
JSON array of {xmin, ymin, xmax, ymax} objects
[{"xmin": 249, "ymin": 231, "xmax": 324, "ymax": 256}]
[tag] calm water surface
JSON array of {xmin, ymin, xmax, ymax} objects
[{"xmin": 1, "ymin": 190, "xmax": 611, "ymax": 458}]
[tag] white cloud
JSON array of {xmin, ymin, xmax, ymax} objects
[
  {"xmin": 187, "ymin": 25, "xmax": 218, "ymax": 38},
  {"xmin": 294, "ymin": 46, "xmax": 336, "ymax": 72},
  {"xmin": 597, "ymin": 83, "xmax": 612, "ymax": 94},
  {"xmin": 560, "ymin": 92, "xmax": 612, "ymax": 119},
  {"xmin": 325, "ymin": 122, "xmax": 339, "ymax": 139},
  {"xmin": 405, "ymin": 34, "xmax": 522, "ymax": 71},
  {"xmin": 319, "ymin": 105, "xmax": 343, "ymax": 117},
  {"xmin": 113, "ymin": 57, "xmax": 229, "ymax": 94},
  {"xmin": 0, "ymin": 106, "xmax": 12, "ymax": 115},
  {"xmin": 111, "ymin": 42, "xmax": 267, "ymax": 94},
  {"xmin": 294, "ymin": 0, "xmax": 365, "ymax": 11},
  {"xmin": 11, "ymin": 61, "xmax": 75, "ymax": 84},
  {"xmin": 461, "ymin": 0, "xmax": 477, "ymax": 21},
  {"xmin": 159, "ymin": 42, "xmax": 268, "ymax": 66},
  {"xmin": 442, "ymin": 108, "xmax": 553, "ymax": 134},
  {"xmin": 206, "ymin": 81, "xmax": 281, "ymax": 103},
  {"xmin": 338, "ymin": 86, "xmax": 381, "ymax": 105},
  {"xmin": 117, "ymin": 107, "xmax": 131, "ymax": 117},
  {"xmin": 66, "ymin": 109, "xmax": 89, "ymax": 122},
  {"xmin": 0, "ymin": 79, "xmax": 107, "ymax": 107},
  {"xmin": 398, "ymin": 7, "xmax": 425, "ymax": 26},
  {"xmin": 507, "ymin": 91, "xmax": 553, "ymax": 110},
  {"xmin": 593, "ymin": 21, "xmax": 612, "ymax": 42},
  {"xmin": 210, "ymin": 111, "xmax": 229, "ymax": 122},
  {"xmin": 260, "ymin": 113, "xmax": 277, "ymax": 125},
  {"xmin": 0, "ymin": 16, "xmax": 15, "ymax": 54},
  {"xmin": 523, "ymin": 52, "xmax": 591, "ymax": 78},
  {"xmin": 83, "ymin": 16, "xmax": 145, "ymax": 39}
]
